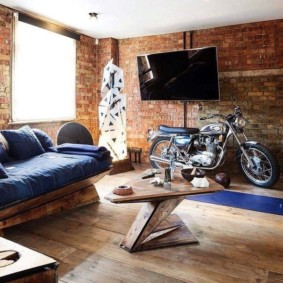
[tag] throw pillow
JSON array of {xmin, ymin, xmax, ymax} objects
[
  {"xmin": 0, "ymin": 133, "xmax": 9, "ymax": 151},
  {"xmin": 1, "ymin": 125, "xmax": 45, "ymax": 160},
  {"xmin": 0, "ymin": 163, "xmax": 8, "ymax": 178},
  {"xmin": 0, "ymin": 144, "xmax": 11, "ymax": 163},
  {"xmin": 32, "ymin": 128, "xmax": 54, "ymax": 151}
]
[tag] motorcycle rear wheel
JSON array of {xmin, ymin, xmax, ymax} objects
[
  {"xmin": 238, "ymin": 143, "xmax": 280, "ymax": 188},
  {"xmin": 149, "ymin": 137, "xmax": 178, "ymax": 169}
]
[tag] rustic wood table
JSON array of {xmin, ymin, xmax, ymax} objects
[
  {"xmin": 0, "ymin": 237, "xmax": 58, "ymax": 282},
  {"xmin": 105, "ymin": 172, "xmax": 223, "ymax": 253}
]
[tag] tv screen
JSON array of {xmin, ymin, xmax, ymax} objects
[{"xmin": 137, "ymin": 46, "xmax": 220, "ymax": 101}]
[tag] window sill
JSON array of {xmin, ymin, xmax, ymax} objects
[{"xmin": 8, "ymin": 119, "xmax": 75, "ymax": 125}]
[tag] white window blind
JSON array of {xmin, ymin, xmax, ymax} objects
[{"xmin": 12, "ymin": 14, "xmax": 76, "ymax": 122}]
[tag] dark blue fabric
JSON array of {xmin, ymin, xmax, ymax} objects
[
  {"xmin": 56, "ymin": 150, "xmax": 111, "ymax": 160},
  {"xmin": 56, "ymin": 143, "xmax": 108, "ymax": 152},
  {"xmin": 0, "ymin": 163, "xmax": 8, "ymax": 178},
  {"xmin": 54, "ymin": 143, "xmax": 111, "ymax": 160},
  {"xmin": 32, "ymin": 128, "xmax": 54, "ymax": 151},
  {"xmin": 1, "ymin": 125, "xmax": 45, "ymax": 160},
  {"xmin": 0, "ymin": 145, "xmax": 11, "ymax": 163},
  {"xmin": 188, "ymin": 190, "xmax": 283, "ymax": 215},
  {"xmin": 0, "ymin": 152, "xmax": 112, "ymax": 208}
]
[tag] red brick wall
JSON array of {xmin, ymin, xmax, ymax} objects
[
  {"xmin": 76, "ymin": 35, "xmax": 98, "ymax": 142},
  {"xmin": 190, "ymin": 21, "xmax": 283, "ymax": 71},
  {"xmin": 118, "ymin": 20, "xmax": 283, "ymax": 172},
  {"xmin": 119, "ymin": 33, "xmax": 193, "ymax": 155},
  {"xmin": 0, "ymin": 3, "xmax": 282, "ymax": 173},
  {"xmin": 0, "ymin": 6, "xmax": 99, "ymax": 145},
  {"xmin": 0, "ymin": 7, "xmax": 12, "ymax": 129}
]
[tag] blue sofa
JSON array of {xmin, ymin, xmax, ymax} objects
[{"xmin": 0, "ymin": 125, "xmax": 112, "ymax": 233}]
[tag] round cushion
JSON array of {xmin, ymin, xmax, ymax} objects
[
  {"xmin": 215, "ymin": 173, "xmax": 231, "ymax": 188},
  {"xmin": 57, "ymin": 122, "xmax": 93, "ymax": 145}
]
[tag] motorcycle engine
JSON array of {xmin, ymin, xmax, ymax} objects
[{"xmin": 191, "ymin": 137, "xmax": 218, "ymax": 167}]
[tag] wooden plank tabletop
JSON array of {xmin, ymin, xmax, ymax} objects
[{"xmin": 105, "ymin": 173, "xmax": 223, "ymax": 203}]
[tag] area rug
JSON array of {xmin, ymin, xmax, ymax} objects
[{"xmin": 187, "ymin": 190, "xmax": 283, "ymax": 215}]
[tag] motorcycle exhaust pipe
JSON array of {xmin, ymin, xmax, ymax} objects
[{"xmin": 149, "ymin": 155, "xmax": 187, "ymax": 168}]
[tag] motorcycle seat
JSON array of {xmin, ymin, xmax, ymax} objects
[{"xmin": 159, "ymin": 125, "xmax": 199, "ymax": 135}]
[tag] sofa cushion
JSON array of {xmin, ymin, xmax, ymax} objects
[
  {"xmin": 1, "ymin": 125, "xmax": 45, "ymax": 160},
  {"xmin": 0, "ymin": 152, "xmax": 112, "ymax": 207},
  {"xmin": 0, "ymin": 133, "xmax": 9, "ymax": 151},
  {"xmin": 0, "ymin": 145, "xmax": 11, "ymax": 163},
  {"xmin": 32, "ymin": 128, "xmax": 54, "ymax": 151},
  {"xmin": 0, "ymin": 163, "xmax": 8, "ymax": 178}
]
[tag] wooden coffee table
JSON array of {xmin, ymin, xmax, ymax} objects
[{"xmin": 105, "ymin": 172, "xmax": 223, "ymax": 253}]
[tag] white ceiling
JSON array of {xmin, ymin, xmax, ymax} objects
[{"xmin": 0, "ymin": 0, "xmax": 282, "ymax": 39}]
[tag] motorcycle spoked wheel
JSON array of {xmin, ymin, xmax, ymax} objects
[
  {"xmin": 238, "ymin": 143, "xmax": 280, "ymax": 188},
  {"xmin": 149, "ymin": 137, "xmax": 180, "ymax": 169}
]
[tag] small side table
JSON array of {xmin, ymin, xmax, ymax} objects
[{"xmin": 0, "ymin": 237, "xmax": 58, "ymax": 282}]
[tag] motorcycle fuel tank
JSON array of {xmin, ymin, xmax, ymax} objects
[
  {"xmin": 200, "ymin": 123, "xmax": 227, "ymax": 135},
  {"xmin": 175, "ymin": 136, "xmax": 191, "ymax": 148}
]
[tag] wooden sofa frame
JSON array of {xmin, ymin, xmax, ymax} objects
[{"xmin": 0, "ymin": 169, "xmax": 110, "ymax": 236}]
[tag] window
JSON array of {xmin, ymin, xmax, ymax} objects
[{"xmin": 12, "ymin": 14, "xmax": 77, "ymax": 122}]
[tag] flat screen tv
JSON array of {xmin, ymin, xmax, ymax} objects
[{"xmin": 137, "ymin": 46, "xmax": 220, "ymax": 101}]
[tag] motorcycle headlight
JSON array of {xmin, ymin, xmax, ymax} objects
[{"xmin": 234, "ymin": 116, "xmax": 246, "ymax": 129}]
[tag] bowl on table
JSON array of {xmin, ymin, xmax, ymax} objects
[{"xmin": 181, "ymin": 168, "xmax": 206, "ymax": 182}]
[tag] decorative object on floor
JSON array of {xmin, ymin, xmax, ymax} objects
[
  {"xmin": 99, "ymin": 59, "xmax": 127, "ymax": 161},
  {"xmin": 57, "ymin": 122, "xmax": 93, "ymax": 145},
  {"xmin": 113, "ymin": 185, "xmax": 133, "ymax": 196},
  {"xmin": 128, "ymin": 147, "xmax": 142, "ymax": 163},
  {"xmin": 187, "ymin": 191, "xmax": 283, "ymax": 215},
  {"xmin": 215, "ymin": 172, "xmax": 231, "ymax": 188}
]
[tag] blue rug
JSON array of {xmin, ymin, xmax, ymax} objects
[{"xmin": 187, "ymin": 190, "xmax": 283, "ymax": 215}]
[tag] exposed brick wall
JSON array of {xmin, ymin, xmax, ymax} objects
[
  {"xmin": 118, "ymin": 20, "xmax": 283, "ymax": 173},
  {"xmin": 0, "ymin": 6, "xmax": 98, "ymax": 145},
  {"xmin": 0, "ymin": 7, "xmax": 12, "ymax": 129},
  {"xmin": 76, "ymin": 35, "xmax": 98, "ymax": 143},
  {"xmin": 0, "ymin": 3, "xmax": 282, "ymax": 174},
  {"xmin": 190, "ymin": 21, "xmax": 283, "ymax": 71},
  {"xmin": 119, "ymin": 33, "xmax": 192, "ymax": 158}
]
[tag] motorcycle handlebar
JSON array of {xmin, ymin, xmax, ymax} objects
[{"xmin": 200, "ymin": 114, "xmax": 226, "ymax": 120}]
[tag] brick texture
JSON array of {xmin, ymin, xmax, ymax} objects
[
  {"xmin": 0, "ymin": 3, "xmax": 282, "ymax": 174},
  {"xmin": 0, "ymin": 6, "xmax": 99, "ymax": 144},
  {"xmin": 0, "ymin": 7, "xmax": 12, "ymax": 129},
  {"xmin": 118, "ymin": 21, "xmax": 283, "ymax": 172}
]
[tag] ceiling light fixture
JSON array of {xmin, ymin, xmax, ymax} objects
[{"xmin": 89, "ymin": 12, "xmax": 98, "ymax": 21}]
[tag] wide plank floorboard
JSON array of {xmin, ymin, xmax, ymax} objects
[{"xmin": 3, "ymin": 164, "xmax": 283, "ymax": 282}]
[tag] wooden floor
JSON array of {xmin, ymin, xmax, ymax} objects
[{"xmin": 3, "ymin": 164, "xmax": 283, "ymax": 283}]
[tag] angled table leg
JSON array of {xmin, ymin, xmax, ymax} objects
[{"xmin": 120, "ymin": 197, "xmax": 198, "ymax": 252}]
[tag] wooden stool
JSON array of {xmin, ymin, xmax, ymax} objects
[{"xmin": 127, "ymin": 147, "xmax": 142, "ymax": 163}]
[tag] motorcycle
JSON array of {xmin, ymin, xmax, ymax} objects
[{"xmin": 148, "ymin": 98, "xmax": 280, "ymax": 188}]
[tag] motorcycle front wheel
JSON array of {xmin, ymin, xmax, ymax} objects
[
  {"xmin": 237, "ymin": 143, "xmax": 280, "ymax": 188},
  {"xmin": 149, "ymin": 137, "xmax": 179, "ymax": 169}
]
